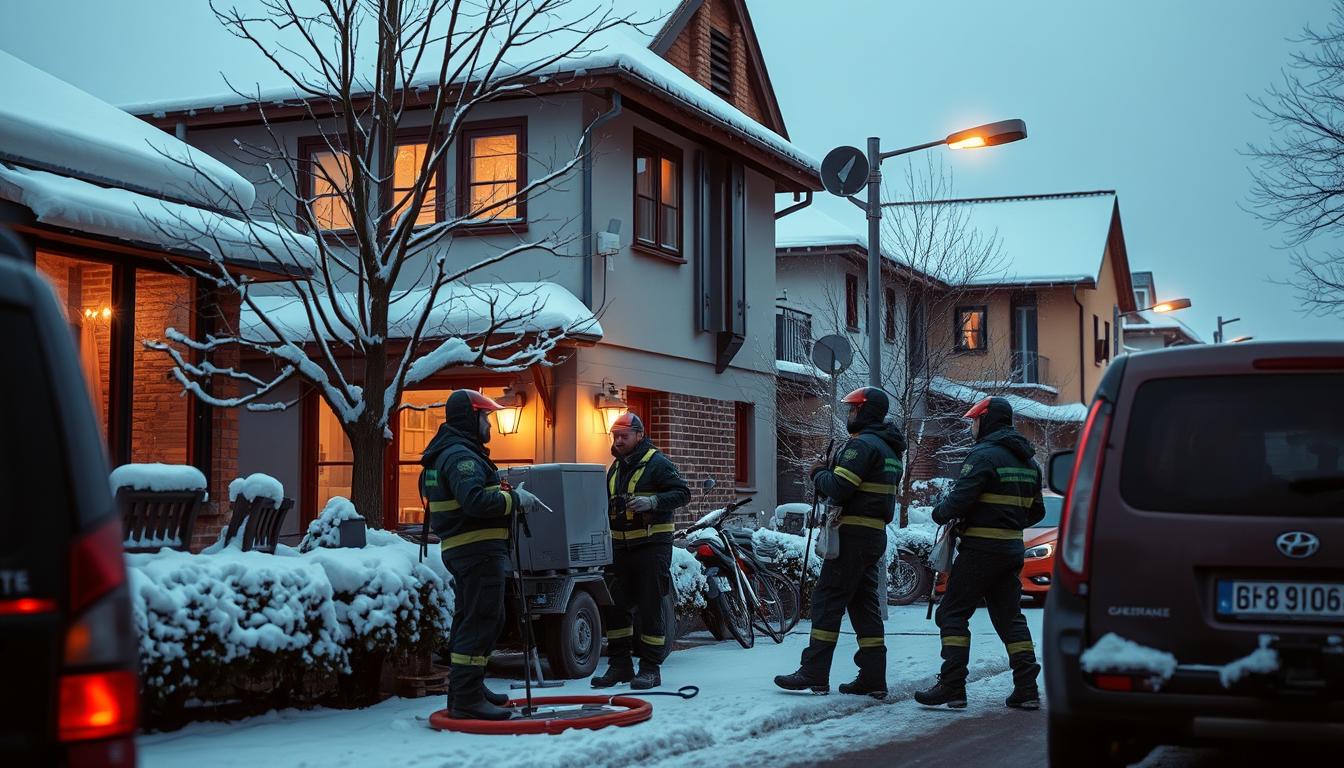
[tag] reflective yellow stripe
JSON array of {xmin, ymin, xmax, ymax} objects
[
  {"xmin": 1006, "ymin": 641, "xmax": 1035, "ymax": 655},
  {"xmin": 440, "ymin": 527, "xmax": 510, "ymax": 549},
  {"xmin": 838, "ymin": 515, "xmax": 886, "ymax": 531},
  {"xmin": 857, "ymin": 636, "xmax": 885, "ymax": 648},
  {"xmin": 810, "ymin": 628, "xmax": 840, "ymax": 642},
  {"xmin": 962, "ymin": 526, "xmax": 1024, "ymax": 540},
  {"xmin": 834, "ymin": 466, "xmax": 863, "ymax": 486},
  {"xmin": 640, "ymin": 634, "xmax": 665, "ymax": 646},
  {"xmin": 501, "ymin": 487, "xmax": 513, "ymax": 517},
  {"xmin": 428, "ymin": 499, "xmax": 461, "ymax": 512},
  {"xmin": 450, "ymin": 653, "xmax": 489, "ymax": 666},
  {"xmin": 606, "ymin": 626, "xmax": 633, "ymax": 639},
  {"xmin": 857, "ymin": 482, "xmax": 899, "ymax": 494},
  {"xmin": 978, "ymin": 493, "xmax": 1035, "ymax": 508},
  {"xmin": 942, "ymin": 635, "xmax": 970, "ymax": 647},
  {"xmin": 610, "ymin": 448, "xmax": 660, "ymax": 496},
  {"xmin": 610, "ymin": 523, "xmax": 675, "ymax": 540}
]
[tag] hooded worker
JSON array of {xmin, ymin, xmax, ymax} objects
[
  {"xmin": 915, "ymin": 396, "xmax": 1046, "ymax": 711},
  {"xmin": 775, "ymin": 386, "xmax": 906, "ymax": 698},
  {"xmin": 420, "ymin": 390, "xmax": 540, "ymax": 720}
]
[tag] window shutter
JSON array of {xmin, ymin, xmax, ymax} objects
[{"xmin": 728, "ymin": 161, "xmax": 746, "ymax": 337}]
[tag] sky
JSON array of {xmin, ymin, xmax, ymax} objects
[{"xmin": 4, "ymin": 0, "xmax": 1344, "ymax": 341}]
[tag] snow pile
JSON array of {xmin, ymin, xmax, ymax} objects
[
  {"xmin": 1079, "ymin": 633, "xmax": 1178, "ymax": 683},
  {"xmin": 670, "ymin": 545, "xmax": 708, "ymax": 613},
  {"xmin": 930, "ymin": 377, "xmax": 1089, "ymax": 423},
  {"xmin": 299, "ymin": 496, "xmax": 363, "ymax": 553},
  {"xmin": 228, "ymin": 472, "xmax": 285, "ymax": 503},
  {"xmin": 110, "ymin": 463, "xmax": 208, "ymax": 495},
  {"xmin": 1218, "ymin": 636, "xmax": 1279, "ymax": 688},
  {"xmin": 887, "ymin": 512, "xmax": 936, "ymax": 563}
]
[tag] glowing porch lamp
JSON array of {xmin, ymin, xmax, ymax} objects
[
  {"xmin": 595, "ymin": 383, "xmax": 628, "ymax": 433},
  {"xmin": 493, "ymin": 388, "xmax": 525, "ymax": 436}
]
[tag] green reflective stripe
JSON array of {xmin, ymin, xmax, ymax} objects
[
  {"xmin": 1006, "ymin": 641, "xmax": 1036, "ymax": 655},
  {"xmin": 838, "ymin": 515, "xmax": 887, "ymax": 531},
  {"xmin": 440, "ymin": 527, "xmax": 509, "ymax": 550},
  {"xmin": 857, "ymin": 636, "xmax": 885, "ymax": 648},
  {"xmin": 978, "ymin": 492, "xmax": 1035, "ymax": 508},
  {"xmin": 942, "ymin": 635, "xmax": 970, "ymax": 647},
  {"xmin": 883, "ymin": 459, "xmax": 903, "ymax": 472},
  {"xmin": 857, "ymin": 482, "xmax": 899, "ymax": 494},
  {"xmin": 810, "ymin": 628, "xmax": 840, "ymax": 643},
  {"xmin": 996, "ymin": 467, "xmax": 1039, "ymax": 480},
  {"xmin": 606, "ymin": 626, "xmax": 633, "ymax": 640},
  {"xmin": 424, "ymin": 469, "xmax": 439, "ymax": 487},
  {"xmin": 640, "ymin": 634, "xmax": 665, "ymax": 646},
  {"xmin": 450, "ymin": 653, "xmax": 489, "ymax": 666},
  {"xmin": 834, "ymin": 466, "xmax": 863, "ymax": 486},
  {"xmin": 428, "ymin": 499, "xmax": 461, "ymax": 512},
  {"xmin": 962, "ymin": 526, "xmax": 1024, "ymax": 541},
  {"xmin": 611, "ymin": 523, "xmax": 675, "ymax": 541}
]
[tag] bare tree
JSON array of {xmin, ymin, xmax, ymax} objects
[
  {"xmin": 1248, "ymin": 2, "xmax": 1344, "ymax": 316},
  {"xmin": 142, "ymin": 0, "xmax": 642, "ymax": 527}
]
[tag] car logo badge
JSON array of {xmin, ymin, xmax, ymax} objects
[{"xmin": 1275, "ymin": 531, "xmax": 1320, "ymax": 559}]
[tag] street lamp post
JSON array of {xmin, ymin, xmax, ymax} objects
[
  {"xmin": 1214, "ymin": 315, "xmax": 1241, "ymax": 344},
  {"xmin": 1115, "ymin": 298, "xmax": 1192, "ymax": 355}
]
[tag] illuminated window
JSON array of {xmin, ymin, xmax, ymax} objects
[
  {"xmin": 634, "ymin": 133, "xmax": 682, "ymax": 257},
  {"xmin": 391, "ymin": 140, "xmax": 440, "ymax": 227},
  {"xmin": 306, "ymin": 147, "xmax": 354, "ymax": 232},
  {"xmin": 955, "ymin": 306, "xmax": 987, "ymax": 352},
  {"xmin": 460, "ymin": 121, "xmax": 525, "ymax": 223},
  {"xmin": 302, "ymin": 136, "xmax": 443, "ymax": 232}
]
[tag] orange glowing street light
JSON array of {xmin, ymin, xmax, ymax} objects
[
  {"xmin": 1148, "ymin": 298, "xmax": 1192, "ymax": 314},
  {"xmin": 945, "ymin": 119, "xmax": 1029, "ymax": 151}
]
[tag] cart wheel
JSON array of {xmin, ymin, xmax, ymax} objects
[{"xmin": 544, "ymin": 589, "xmax": 601, "ymax": 679}]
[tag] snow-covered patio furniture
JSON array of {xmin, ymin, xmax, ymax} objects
[
  {"xmin": 112, "ymin": 463, "xmax": 209, "ymax": 553},
  {"xmin": 222, "ymin": 495, "xmax": 294, "ymax": 554}
]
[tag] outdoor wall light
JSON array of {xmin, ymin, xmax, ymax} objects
[
  {"xmin": 595, "ymin": 382, "xmax": 628, "ymax": 433},
  {"xmin": 493, "ymin": 387, "xmax": 525, "ymax": 436},
  {"xmin": 83, "ymin": 306, "xmax": 112, "ymax": 320}
]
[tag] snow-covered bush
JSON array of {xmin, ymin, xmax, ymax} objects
[
  {"xmin": 670, "ymin": 545, "xmax": 708, "ymax": 617},
  {"xmin": 888, "ymin": 508, "xmax": 936, "ymax": 564},
  {"xmin": 299, "ymin": 496, "xmax": 363, "ymax": 553}
]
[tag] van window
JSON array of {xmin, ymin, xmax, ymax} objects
[
  {"xmin": 0, "ymin": 305, "xmax": 65, "ymax": 555},
  {"xmin": 1121, "ymin": 374, "xmax": 1344, "ymax": 516}
]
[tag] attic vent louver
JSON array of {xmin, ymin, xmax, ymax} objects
[{"xmin": 709, "ymin": 28, "xmax": 732, "ymax": 99}]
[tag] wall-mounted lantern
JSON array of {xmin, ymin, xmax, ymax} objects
[
  {"xmin": 595, "ymin": 381, "xmax": 628, "ymax": 433},
  {"xmin": 494, "ymin": 387, "xmax": 525, "ymax": 436}
]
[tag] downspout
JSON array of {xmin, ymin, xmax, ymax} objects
[
  {"xmin": 582, "ymin": 91, "xmax": 623, "ymax": 309},
  {"xmin": 1071, "ymin": 283, "xmax": 1086, "ymax": 403},
  {"xmin": 774, "ymin": 190, "xmax": 813, "ymax": 220}
]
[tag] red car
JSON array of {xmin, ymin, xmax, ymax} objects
[{"xmin": 934, "ymin": 494, "xmax": 1062, "ymax": 604}]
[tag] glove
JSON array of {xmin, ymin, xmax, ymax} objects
[
  {"xmin": 515, "ymin": 485, "xmax": 542, "ymax": 514},
  {"xmin": 625, "ymin": 495, "xmax": 654, "ymax": 514}
]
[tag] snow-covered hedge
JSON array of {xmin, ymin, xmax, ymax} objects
[{"xmin": 299, "ymin": 496, "xmax": 363, "ymax": 553}]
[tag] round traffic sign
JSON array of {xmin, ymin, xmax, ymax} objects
[
  {"xmin": 820, "ymin": 146, "xmax": 868, "ymax": 197},
  {"xmin": 811, "ymin": 333, "xmax": 853, "ymax": 375}
]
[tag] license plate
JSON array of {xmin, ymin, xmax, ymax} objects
[
  {"xmin": 715, "ymin": 576, "xmax": 733, "ymax": 593},
  {"xmin": 1216, "ymin": 580, "xmax": 1344, "ymax": 621}
]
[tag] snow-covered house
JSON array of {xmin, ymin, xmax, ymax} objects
[
  {"xmin": 0, "ymin": 50, "xmax": 303, "ymax": 545},
  {"xmin": 105, "ymin": 0, "xmax": 819, "ymax": 536},
  {"xmin": 1123, "ymin": 270, "xmax": 1202, "ymax": 350}
]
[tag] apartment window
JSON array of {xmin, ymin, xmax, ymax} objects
[
  {"xmin": 1093, "ymin": 315, "xmax": 1113, "ymax": 364},
  {"xmin": 391, "ymin": 137, "xmax": 440, "ymax": 227},
  {"xmin": 301, "ymin": 135, "xmax": 444, "ymax": 232},
  {"xmin": 845, "ymin": 273, "xmax": 859, "ymax": 330},
  {"xmin": 634, "ymin": 133, "xmax": 683, "ymax": 259},
  {"xmin": 734, "ymin": 402, "xmax": 753, "ymax": 487},
  {"xmin": 1133, "ymin": 286, "xmax": 1151, "ymax": 310},
  {"xmin": 884, "ymin": 287, "xmax": 897, "ymax": 342},
  {"xmin": 709, "ymin": 28, "xmax": 733, "ymax": 99},
  {"xmin": 907, "ymin": 292, "xmax": 926, "ymax": 374},
  {"xmin": 1104, "ymin": 320, "xmax": 1112, "ymax": 363},
  {"xmin": 459, "ymin": 119, "xmax": 526, "ymax": 223},
  {"xmin": 955, "ymin": 306, "xmax": 987, "ymax": 352}
]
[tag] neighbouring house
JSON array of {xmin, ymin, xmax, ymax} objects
[
  {"xmin": 111, "ymin": 0, "xmax": 820, "ymax": 538},
  {"xmin": 1122, "ymin": 270, "xmax": 1202, "ymax": 350},
  {"xmin": 0, "ymin": 50, "xmax": 304, "ymax": 549}
]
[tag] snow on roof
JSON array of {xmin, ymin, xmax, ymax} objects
[
  {"xmin": 929, "ymin": 377, "xmax": 1088, "ymax": 423},
  {"xmin": 775, "ymin": 205, "xmax": 868, "ymax": 252},
  {"xmin": 774, "ymin": 359, "xmax": 831, "ymax": 380},
  {"xmin": 0, "ymin": 49, "xmax": 254, "ymax": 211},
  {"xmin": 115, "ymin": 12, "xmax": 816, "ymax": 176},
  {"xmin": 1123, "ymin": 309, "xmax": 1204, "ymax": 342},
  {"xmin": 0, "ymin": 164, "xmax": 314, "ymax": 271},
  {"xmin": 241, "ymin": 281, "xmax": 602, "ymax": 345}
]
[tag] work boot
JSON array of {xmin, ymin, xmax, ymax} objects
[
  {"xmin": 591, "ymin": 657, "xmax": 635, "ymax": 688},
  {"xmin": 449, "ymin": 696, "xmax": 515, "ymax": 721},
  {"xmin": 773, "ymin": 669, "xmax": 829, "ymax": 694},
  {"xmin": 630, "ymin": 661, "xmax": 661, "ymax": 691},
  {"xmin": 838, "ymin": 676, "xmax": 888, "ymax": 699},
  {"xmin": 483, "ymin": 683, "xmax": 510, "ymax": 707},
  {"xmin": 1005, "ymin": 684, "xmax": 1040, "ymax": 710},
  {"xmin": 914, "ymin": 677, "xmax": 967, "ymax": 709}
]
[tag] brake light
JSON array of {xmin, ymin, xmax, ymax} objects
[
  {"xmin": 69, "ymin": 518, "xmax": 125, "ymax": 616},
  {"xmin": 1253, "ymin": 356, "xmax": 1344, "ymax": 371},
  {"xmin": 58, "ymin": 670, "xmax": 138, "ymax": 742},
  {"xmin": 1057, "ymin": 398, "xmax": 1113, "ymax": 596},
  {"xmin": 0, "ymin": 597, "xmax": 58, "ymax": 615},
  {"xmin": 696, "ymin": 544, "xmax": 715, "ymax": 558}
]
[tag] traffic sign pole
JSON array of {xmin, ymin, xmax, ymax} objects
[{"xmin": 866, "ymin": 137, "xmax": 882, "ymax": 389}]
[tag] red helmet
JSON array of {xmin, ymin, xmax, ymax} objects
[
  {"xmin": 841, "ymin": 387, "xmax": 873, "ymax": 405},
  {"xmin": 962, "ymin": 397, "xmax": 992, "ymax": 419},
  {"xmin": 460, "ymin": 390, "xmax": 505, "ymax": 412},
  {"xmin": 609, "ymin": 411, "xmax": 645, "ymax": 434}
]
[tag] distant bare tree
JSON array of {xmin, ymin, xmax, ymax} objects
[{"xmin": 1248, "ymin": 2, "xmax": 1344, "ymax": 316}]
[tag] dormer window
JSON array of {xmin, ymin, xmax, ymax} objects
[{"xmin": 709, "ymin": 28, "xmax": 732, "ymax": 99}]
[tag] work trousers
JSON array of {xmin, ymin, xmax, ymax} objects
[
  {"xmin": 602, "ymin": 541, "xmax": 673, "ymax": 666},
  {"xmin": 935, "ymin": 543, "xmax": 1039, "ymax": 689},
  {"xmin": 444, "ymin": 548, "xmax": 510, "ymax": 704},
  {"xmin": 799, "ymin": 527, "xmax": 888, "ymax": 683}
]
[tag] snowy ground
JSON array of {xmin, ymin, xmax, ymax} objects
[{"xmin": 138, "ymin": 605, "xmax": 1044, "ymax": 768}]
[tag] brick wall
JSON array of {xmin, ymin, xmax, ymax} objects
[
  {"xmin": 646, "ymin": 391, "xmax": 738, "ymax": 524},
  {"xmin": 661, "ymin": 0, "xmax": 765, "ymax": 125},
  {"xmin": 131, "ymin": 272, "xmax": 192, "ymax": 467}
]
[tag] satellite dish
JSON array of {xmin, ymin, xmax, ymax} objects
[{"xmin": 810, "ymin": 334, "xmax": 853, "ymax": 375}]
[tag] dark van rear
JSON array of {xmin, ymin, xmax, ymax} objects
[
  {"xmin": 1044, "ymin": 343, "xmax": 1344, "ymax": 766},
  {"xmin": 0, "ymin": 256, "xmax": 137, "ymax": 767}
]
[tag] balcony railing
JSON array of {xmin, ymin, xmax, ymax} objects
[
  {"xmin": 776, "ymin": 307, "xmax": 812, "ymax": 364},
  {"xmin": 1010, "ymin": 351, "xmax": 1049, "ymax": 385}
]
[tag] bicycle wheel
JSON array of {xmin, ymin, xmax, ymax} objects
[
  {"xmin": 716, "ymin": 585, "xmax": 754, "ymax": 649},
  {"xmin": 765, "ymin": 569, "xmax": 801, "ymax": 633},
  {"xmin": 748, "ymin": 571, "xmax": 787, "ymax": 643}
]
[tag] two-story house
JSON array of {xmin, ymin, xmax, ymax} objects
[{"xmin": 113, "ymin": 0, "xmax": 819, "ymax": 539}]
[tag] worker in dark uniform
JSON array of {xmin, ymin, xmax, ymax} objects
[
  {"xmin": 775, "ymin": 387, "xmax": 905, "ymax": 697},
  {"xmin": 915, "ymin": 396, "xmax": 1044, "ymax": 711},
  {"xmin": 420, "ymin": 390, "xmax": 539, "ymax": 720},
  {"xmin": 591, "ymin": 411, "xmax": 690, "ymax": 691}
]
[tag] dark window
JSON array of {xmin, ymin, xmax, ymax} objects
[
  {"xmin": 734, "ymin": 402, "xmax": 753, "ymax": 486},
  {"xmin": 1093, "ymin": 315, "xmax": 1104, "ymax": 364},
  {"xmin": 1120, "ymin": 374, "xmax": 1344, "ymax": 517},
  {"xmin": 884, "ymin": 287, "xmax": 897, "ymax": 342},
  {"xmin": 458, "ymin": 119, "xmax": 526, "ymax": 223},
  {"xmin": 1104, "ymin": 321, "xmax": 1112, "ymax": 362},
  {"xmin": 634, "ymin": 134, "xmax": 683, "ymax": 259},
  {"xmin": 1011, "ymin": 293, "xmax": 1039, "ymax": 384},
  {"xmin": 845, "ymin": 274, "xmax": 859, "ymax": 330},
  {"xmin": 954, "ymin": 306, "xmax": 987, "ymax": 351},
  {"xmin": 907, "ymin": 291, "xmax": 926, "ymax": 374},
  {"xmin": 709, "ymin": 28, "xmax": 733, "ymax": 99}
]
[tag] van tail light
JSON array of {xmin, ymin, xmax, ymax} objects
[
  {"xmin": 0, "ymin": 597, "xmax": 58, "ymax": 615},
  {"xmin": 1057, "ymin": 398, "xmax": 1113, "ymax": 596},
  {"xmin": 1089, "ymin": 673, "xmax": 1159, "ymax": 693},
  {"xmin": 58, "ymin": 670, "xmax": 138, "ymax": 742},
  {"xmin": 1252, "ymin": 356, "xmax": 1344, "ymax": 371},
  {"xmin": 69, "ymin": 517, "xmax": 126, "ymax": 615}
]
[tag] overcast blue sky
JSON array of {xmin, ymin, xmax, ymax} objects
[{"xmin": 5, "ymin": 0, "xmax": 1344, "ymax": 341}]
